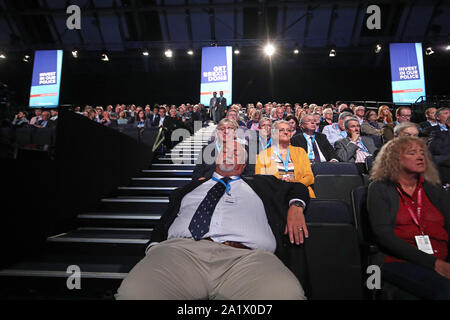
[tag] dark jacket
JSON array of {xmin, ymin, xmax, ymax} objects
[
  {"xmin": 334, "ymin": 136, "xmax": 378, "ymax": 162},
  {"xmin": 148, "ymin": 175, "xmax": 310, "ymax": 261},
  {"xmin": 428, "ymin": 131, "xmax": 450, "ymax": 156},
  {"xmin": 367, "ymin": 180, "xmax": 450, "ymax": 269},
  {"xmin": 291, "ymin": 132, "xmax": 338, "ymax": 162}
]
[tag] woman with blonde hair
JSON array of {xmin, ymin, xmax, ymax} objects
[
  {"xmin": 377, "ymin": 105, "xmax": 394, "ymax": 125},
  {"xmin": 256, "ymin": 120, "xmax": 315, "ymax": 198},
  {"xmin": 247, "ymin": 109, "xmax": 262, "ymax": 130},
  {"xmin": 368, "ymin": 136, "xmax": 450, "ymax": 299}
]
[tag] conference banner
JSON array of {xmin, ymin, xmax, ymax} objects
[
  {"xmin": 29, "ymin": 50, "xmax": 63, "ymax": 108},
  {"xmin": 200, "ymin": 46, "xmax": 232, "ymax": 106},
  {"xmin": 389, "ymin": 43, "xmax": 426, "ymax": 103}
]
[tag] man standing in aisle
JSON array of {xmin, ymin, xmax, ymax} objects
[{"xmin": 215, "ymin": 91, "xmax": 227, "ymax": 123}]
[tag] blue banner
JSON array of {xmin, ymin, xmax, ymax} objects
[
  {"xmin": 29, "ymin": 50, "xmax": 63, "ymax": 108},
  {"xmin": 389, "ymin": 43, "xmax": 426, "ymax": 103},
  {"xmin": 200, "ymin": 46, "xmax": 232, "ymax": 106}
]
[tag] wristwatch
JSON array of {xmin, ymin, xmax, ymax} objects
[{"xmin": 291, "ymin": 201, "xmax": 305, "ymax": 208}]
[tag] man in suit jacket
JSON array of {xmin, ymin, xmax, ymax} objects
[
  {"xmin": 116, "ymin": 141, "xmax": 310, "ymax": 300},
  {"xmin": 334, "ymin": 117, "xmax": 378, "ymax": 173},
  {"xmin": 151, "ymin": 107, "xmax": 168, "ymax": 128},
  {"xmin": 291, "ymin": 114, "xmax": 338, "ymax": 162},
  {"xmin": 214, "ymin": 91, "xmax": 227, "ymax": 122},
  {"xmin": 209, "ymin": 92, "xmax": 218, "ymax": 124},
  {"xmin": 422, "ymin": 107, "xmax": 450, "ymax": 137},
  {"xmin": 419, "ymin": 107, "xmax": 438, "ymax": 132}
]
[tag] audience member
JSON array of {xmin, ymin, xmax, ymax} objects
[
  {"xmin": 291, "ymin": 114, "xmax": 338, "ymax": 163},
  {"xmin": 256, "ymin": 120, "xmax": 315, "ymax": 197},
  {"xmin": 322, "ymin": 111, "xmax": 353, "ymax": 147},
  {"xmin": 116, "ymin": 140, "xmax": 310, "ymax": 300},
  {"xmin": 382, "ymin": 106, "xmax": 412, "ymax": 143},
  {"xmin": 361, "ymin": 109, "xmax": 382, "ymax": 137},
  {"xmin": 354, "ymin": 106, "xmax": 365, "ymax": 125},
  {"xmin": 368, "ymin": 136, "xmax": 450, "ymax": 299},
  {"xmin": 319, "ymin": 108, "xmax": 333, "ymax": 132},
  {"xmin": 419, "ymin": 107, "xmax": 438, "ymax": 131},
  {"xmin": 334, "ymin": 117, "xmax": 378, "ymax": 173},
  {"xmin": 285, "ymin": 115, "xmax": 300, "ymax": 137},
  {"xmin": 393, "ymin": 122, "xmax": 419, "ymax": 138},
  {"xmin": 12, "ymin": 111, "xmax": 29, "ymax": 127},
  {"xmin": 29, "ymin": 109, "xmax": 42, "ymax": 125},
  {"xmin": 422, "ymin": 107, "xmax": 450, "ymax": 137}
]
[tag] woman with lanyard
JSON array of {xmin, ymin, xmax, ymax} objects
[
  {"xmin": 255, "ymin": 120, "xmax": 315, "ymax": 198},
  {"xmin": 368, "ymin": 136, "xmax": 450, "ymax": 299},
  {"xmin": 256, "ymin": 117, "xmax": 272, "ymax": 154}
]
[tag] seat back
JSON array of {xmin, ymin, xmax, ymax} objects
[
  {"xmin": 312, "ymin": 162, "xmax": 359, "ymax": 175},
  {"xmin": 350, "ymin": 185, "xmax": 373, "ymax": 244},
  {"xmin": 314, "ymin": 174, "xmax": 365, "ymax": 206},
  {"xmin": 305, "ymin": 199, "xmax": 353, "ymax": 224},
  {"xmin": 304, "ymin": 223, "xmax": 363, "ymax": 299}
]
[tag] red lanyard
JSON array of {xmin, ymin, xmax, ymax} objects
[{"xmin": 396, "ymin": 185, "xmax": 424, "ymax": 234}]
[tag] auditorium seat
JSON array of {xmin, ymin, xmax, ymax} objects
[
  {"xmin": 312, "ymin": 162, "xmax": 359, "ymax": 175},
  {"xmin": 313, "ymin": 174, "xmax": 365, "ymax": 205},
  {"xmin": 305, "ymin": 199, "xmax": 353, "ymax": 224}
]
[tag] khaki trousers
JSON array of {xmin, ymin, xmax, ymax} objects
[{"xmin": 115, "ymin": 238, "xmax": 306, "ymax": 300}]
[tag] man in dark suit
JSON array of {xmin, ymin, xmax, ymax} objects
[
  {"xmin": 116, "ymin": 141, "xmax": 310, "ymax": 300},
  {"xmin": 291, "ymin": 114, "xmax": 338, "ymax": 162},
  {"xmin": 214, "ymin": 91, "xmax": 227, "ymax": 122},
  {"xmin": 334, "ymin": 117, "xmax": 378, "ymax": 173},
  {"xmin": 422, "ymin": 107, "xmax": 450, "ymax": 137},
  {"xmin": 151, "ymin": 107, "xmax": 168, "ymax": 128},
  {"xmin": 209, "ymin": 92, "xmax": 218, "ymax": 124},
  {"xmin": 419, "ymin": 107, "xmax": 438, "ymax": 132}
]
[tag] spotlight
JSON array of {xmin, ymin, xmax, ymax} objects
[
  {"xmin": 234, "ymin": 48, "xmax": 240, "ymax": 55},
  {"xmin": 101, "ymin": 53, "xmax": 110, "ymax": 61},
  {"xmin": 329, "ymin": 49, "xmax": 336, "ymax": 57},
  {"xmin": 142, "ymin": 50, "xmax": 150, "ymax": 56},
  {"xmin": 425, "ymin": 47, "xmax": 434, "ymax": 55},
  {"xmin": 23, "ymin": 55, "xmax": 30, "ymax": 63},
  {"xmin": 164, "ymin": 49, "xmax": 173, "ymax": 58},
  {"xmin": 72, "ymin": 50, "xmax": 79, "ymax": 58},
  {"xmin": 293, "ymin": 49, "xmax": 300, "ymax": 54},
  {"xmin": 375, "ymin": 44, "xmax": 382, "ymax": 53},
  {"xmin": 445, "ymin": 45, "xmax": 450, "ymax": 51},
  {"xmin": 0, "ymin": 53, "xmax": 6, "ymax": 59},
  {"xmin": 264, "ymin": 43, "xmax": 275, "ymax": 56},
  {"xmin": 187, "ymin": 49, "xmax": 194, "ymax": 56}
]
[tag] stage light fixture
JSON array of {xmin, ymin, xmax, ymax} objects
[
  {"xmin": 425, "ymin": 47, "xmax": 434, "ymax": 55},
  {"xmin": 142, "ymin": 50, "xmax": 150, "ymax": 56},
  {"xmin": 0, "ymin": 54, "xmax": 6, "ymax": 59},
  {"xmin": 445, "ymin": 45, "xmax": 450, "ymax": 51},
  {"xmin": 293, "ymin": 49, "xmax": 299, "ymax": 54},
  {"xmin": 234, "ymin": 48, "xmax": 240, "ymax": 55},
  {"xmin": 165, "ymin": 49, "xmax": 173, "ymax": 58},
  {"xmin": 101, "ymin": 53, "xmax": 110, "ymax": 61},
  {"xmin": 187, "ymin": 49, "xmax": 194, "ymax": 55},
  {"xmin": 23, "ymin": 55, "xmax": 30, "ymax": 63},
  {"xmin": 264, "ymin": 43, "xmax": 275, "ymax": 56},
  {"xmin": 375, "ymin": 44, "xmax": 382, "ymax": 53},
  {"xmin": 72, "ymin": 50, "xmax": 79, "ymax": 58},
  {"xmin": 329, "ymin": 49, "xmax": 336, "ymax": 57}
]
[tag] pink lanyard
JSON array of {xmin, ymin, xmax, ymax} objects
[{"xmin": 396, "ymin": 186, "xmax": 424, "ymax": 234}]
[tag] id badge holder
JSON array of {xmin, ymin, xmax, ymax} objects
[
  {"xmin": 415, "ymin": 235, "xmax": 434, "ymax": 254},
  {"xmin": 224, "ymin": 193, "xmax": 236, "ymax": 204}
]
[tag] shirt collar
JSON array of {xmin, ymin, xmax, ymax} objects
[{"xmin": 213, "ymin": 172, "xmax": 240, "ymax": 180}]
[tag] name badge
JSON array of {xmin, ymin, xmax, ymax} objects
[
  {"xmin": 224, "ymin": 194, "xmax": 236, "ymax": 204},
  {"xmin": 415, "ymin": 235, "xmax": 434, "ymax": 254}
]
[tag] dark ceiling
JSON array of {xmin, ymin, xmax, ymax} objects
[{"xmin": 0, "ymin": 0, "xmax": 449, "ymax": 57}]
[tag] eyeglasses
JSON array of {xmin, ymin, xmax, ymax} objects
[
  {"xmin": 277, "ymin": 128, "xmax": 293, "ymax": 133},
  {"xmin": 398, "ymin": 114, "xmax": 411, "ymax": 118},
  {"xmin": 218, "ymin": 127, "xmax": 235, "ymax": 132}
]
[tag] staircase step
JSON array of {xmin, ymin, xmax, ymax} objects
[
  {"xmin": 116, "ymin": 186, "xmax": 176, "ymax": 196},
  {"xmin": 77, "ymin": 212, "xmax": 161, "ymax": 228},
  {"xmin": 140, "ymin": 169, "xmax": 193, "ymax": 177},
  {"xmin": 98, "ymin": 197, "xmax": 169, "ymax": 212},
  {"xmin": 129, "ymin": 177, "xmax": 191, "ymax": 187}
]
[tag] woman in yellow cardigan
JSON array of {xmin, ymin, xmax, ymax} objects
[{"xmin": 255, "ymin": 120, "xmax": 316, "ymax": 198}]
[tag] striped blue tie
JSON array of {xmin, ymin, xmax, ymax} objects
[{"xmin": 189, "ymin": 177, "xmax": 229, "ymax": 240}]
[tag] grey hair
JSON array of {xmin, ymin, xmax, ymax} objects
[
  {"xmin": 339, "ymin": 111, "xmax": 354, "ymax": 121},
  {"xmin": 217, "ymin": 118, "xmax": 238, "ymax": 130},
  {"xmin": 258, "ymin": 117, "xmax": 271, "ymax": 127},
  {"xmin": 299, "ymin": 114, "xmax": 314, "ymax": 125},
  {"xmin": 272, "ymin": 120, "xmax": 291, "ymax": 131},
  {"xmin": 393, "ymin": 122, "xmax": 418, "ymax": 137},
  {"xmin": 344, "ymin": 117, "xmax": 360, "ymax": 130},
  {"xmin": 435, "ymin": 107, "xmax": 450, "ymax": 120},
  {"xmin": 322, "ymin": 107, "xmax": 333, "ymax": 117}
]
